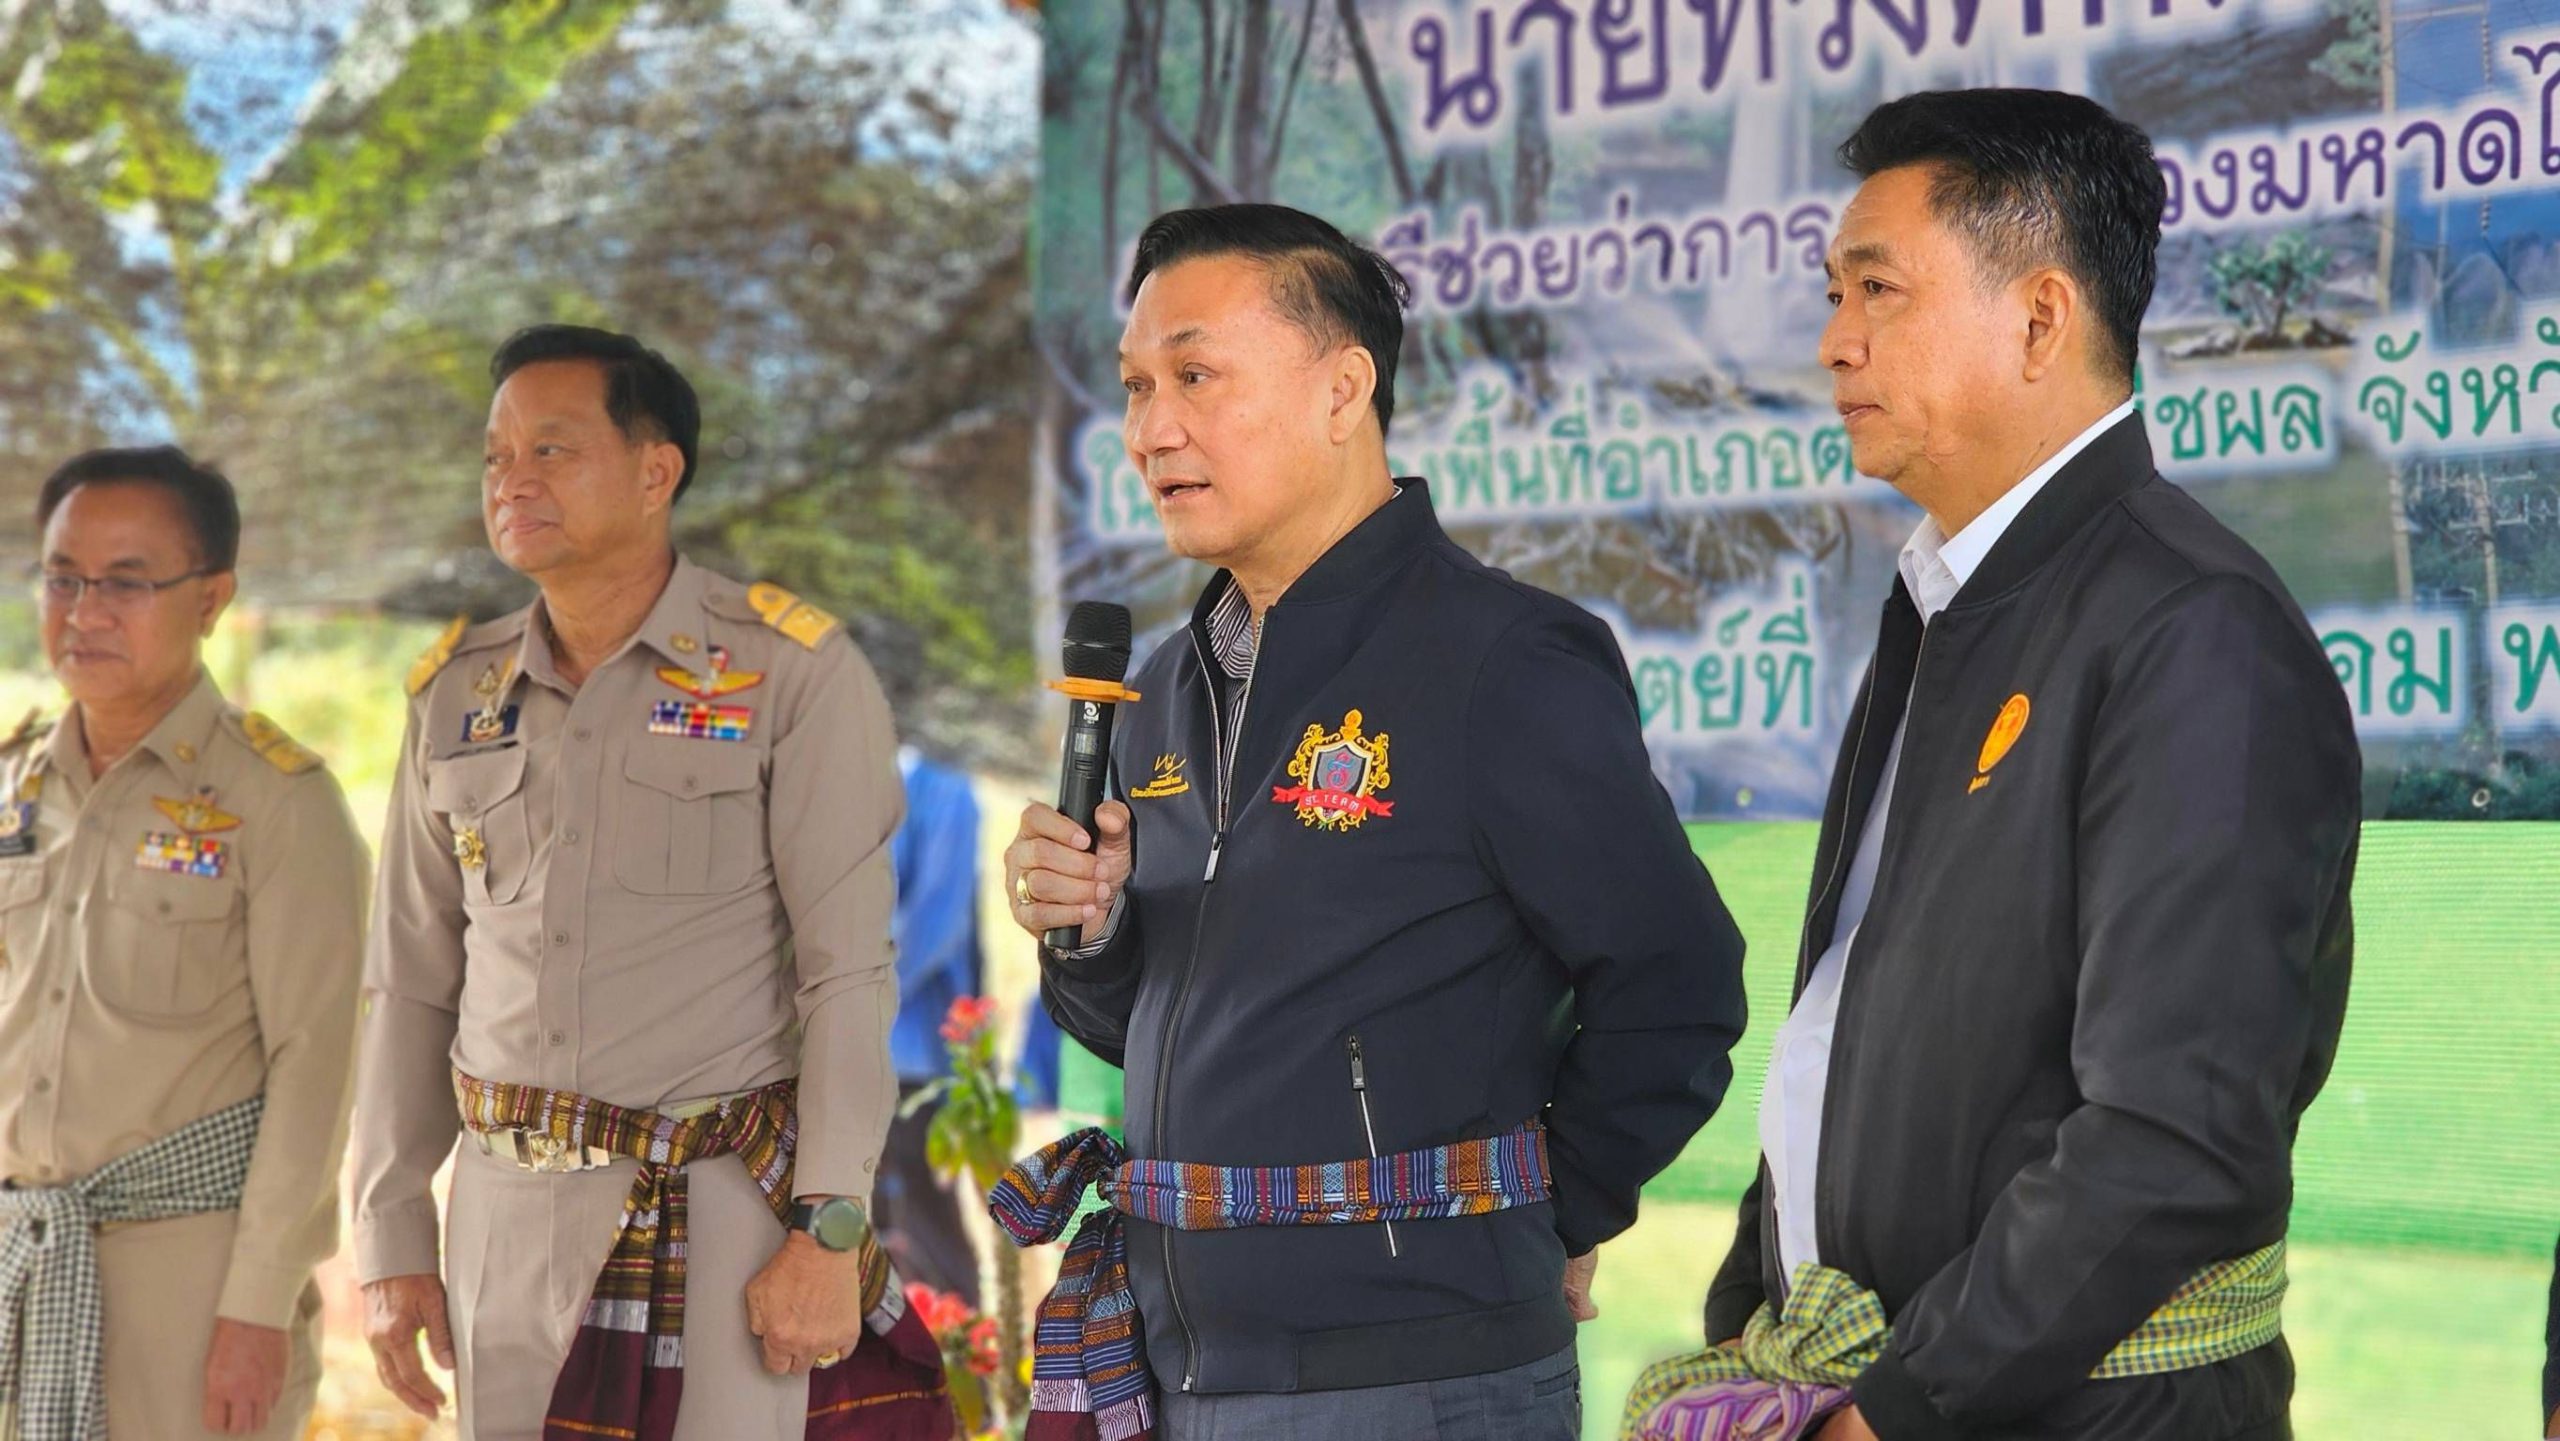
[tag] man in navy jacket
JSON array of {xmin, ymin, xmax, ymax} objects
[
  {"xmin": 1700, "ymin": 91, "xmax": 2361, "ymax": 1441},
  {"xmin": 1004, "ymin": 204, "xmax": 1749, "ymax": 1439}
]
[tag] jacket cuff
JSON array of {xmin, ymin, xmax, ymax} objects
[
  {"xmin": 353, "ymin": 1201, "xmax": 444, "ymax": 1286},
  {"xmin": 1044, "ymin": 895, "xmax": 1137, "ymax": 983},
  {"xmin": 215, "ymin": 1257, "xmax": 312, "ymax": 1330},
  {"xmin": 1852, "ymin": 1345, "xmax": 1966, "ymax": 1441}
]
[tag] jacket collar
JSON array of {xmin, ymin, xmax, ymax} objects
[
  {"xmin": 1185, "ymin": 478, "xmax": 1443, "ymax": 634},
  {"xmin": 1945, "ymin": 409, "xmax": 2154, "ymax": 609}
]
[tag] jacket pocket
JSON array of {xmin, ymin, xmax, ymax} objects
[
  {"xmin": 612, "ymin": 736, "xmax": 766, "ymax": 896},
  {"xmin": 426, "ymin": 746, "xmax": 534, "ymax": 907},
  {"xmin": 93, "ymin": 865, "xmax": 242, "ymax": 1017},
  {"xmin": 0, "ymin": 859, "xmax": 42, "ymax": 1004}
]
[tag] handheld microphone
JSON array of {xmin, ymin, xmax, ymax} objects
[{"xmin": 1045, "ymin": 602, "xmax": 1139, "ymax": 952}]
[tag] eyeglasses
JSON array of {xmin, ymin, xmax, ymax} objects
[{"xmin": 30, "ymin": 567, "xmax": 210, "ymax": 611}]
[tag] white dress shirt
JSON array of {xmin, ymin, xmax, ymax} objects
[{"xmin": 1757, "ymin": 400, "xmax": 2135, "ymax": 1283}]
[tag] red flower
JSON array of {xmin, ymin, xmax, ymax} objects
[
  {"xmin": 905, "ymin": 1283, "xmax": 976, "ymax": 1339},
  {"xmin": 964, "ymin": 1316, "xmax": 1002, "ymax": 1376},
  {"xmin": 940, "ymin": 995, "xmax": 997, "ymax": 1047}
]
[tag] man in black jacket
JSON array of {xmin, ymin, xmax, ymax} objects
[
  {"xmin": 1003, "ymin": 204, "xmax": 1749, "ymax": 1439},
  {"xmin": 1671, "ymin": 91, "xmax": 2361, "ymax": 1441}
]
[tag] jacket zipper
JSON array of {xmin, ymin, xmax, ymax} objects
[
  {"xmin": 1803, "ymin": 622, "xmax": 1932, "ymax": 1301},
  {"xmin": 1152, "ymin": 624, "xmax": 1256, "ymax": 1391},
  {"xmin": 1345, "ymin": 1034, "xmax": 1402, "ymax": 1257}
]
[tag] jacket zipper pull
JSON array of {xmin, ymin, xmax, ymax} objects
[
  {"xmin": 1345, "ymin": 1036, "xmax": 1401, "ymax": 1259},
  {"xmin": 1203, "ymin": 830, "xmax": 1225, "ymax": 883}
]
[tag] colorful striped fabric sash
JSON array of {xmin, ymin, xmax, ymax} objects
[
  {"xmin": 451, "ymin": 1070, "xmax": 955, "ymax": 1441},
  {"xmin": 987, "ymin": 1122, "xmax": 1555, "ymax": 1441},
  {"xmin": 1618, "ymin": 1242, "xmax": 2289, "ymax": 1441}
]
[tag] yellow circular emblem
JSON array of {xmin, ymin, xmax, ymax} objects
[{"xmin": 1978, "ymin": 693, "xmax": 2032, "ymax": 777}]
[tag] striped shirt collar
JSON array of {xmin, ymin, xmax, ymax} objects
[{"xmin": 1204, "ymin": 579, "xmax": 1257, "ymax": 681}]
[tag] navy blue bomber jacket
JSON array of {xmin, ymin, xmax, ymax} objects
[{"xmin": 1041, "ymin": 480, "xmax": 1749, "ymax": 1397}]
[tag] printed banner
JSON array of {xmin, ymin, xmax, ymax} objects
[{"xmin": 1036, "ymin": 0, "xmax": 2560, "ymax": 818}]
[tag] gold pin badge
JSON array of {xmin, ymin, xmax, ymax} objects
[
  {"xmin": 1970, "ymin": 694, "xmax": 2032, "ymax": 794},
  {"xmin": 670, "ymin": 633, "xmax": 700, "ymax": 654},
  {"xmin": 174, "ymin": 742, "xmax": 196, "ymax": 763},
  {"xmin": 452, "ymin": 824, "xmax": 487, "ymax": 872}
]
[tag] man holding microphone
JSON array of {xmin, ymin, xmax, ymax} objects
[{"xmin": 998, "ymin": 203, "xmax": 1750, "ymax": 1440}]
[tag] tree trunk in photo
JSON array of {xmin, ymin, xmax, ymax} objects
[{"xmin": 1230, "ymin": 0, "xmax": 1272, "ymax": 198}]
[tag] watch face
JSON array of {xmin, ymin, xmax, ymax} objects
[{"xmin": 812, "ymin": 1198, "xmax": 870, "ymax": 1253}]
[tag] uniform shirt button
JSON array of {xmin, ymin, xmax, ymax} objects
[
  {"xmin": 682, "ymin": 776, "xmax": 698, "ymax": 792},
  {"xmin": 552, "ymin": 931, "xmax": 569, "ymax": 947},
  {"xmin": 48, "ymin": 989, "xmax": 65, "ymax": 1004},
  {"xmin": 59, "ymin": 900, "xmax": 76, "ymax": 917},
  {"xmin": 563, "ymin": 829, "xmax": 580, "ymax": 846},
  {"xmin": 30, "ymin": 1078, "xmax": 48, "ymax": 1094},
  {"xmin": 547, "ymin": 1030, "xmax": 567, "ymax": 1047},
  {"xmin": 156, "ymin": 899, "xmax": 171, "ymax": 916},
  {"xmin": 575, "ymin": 727, "xmax": 594, "ymax": 742}
]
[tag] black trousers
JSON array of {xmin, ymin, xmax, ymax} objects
[{"xmin": 873, "ymin": 1082, "xmax": 981, "ymax": 1307}]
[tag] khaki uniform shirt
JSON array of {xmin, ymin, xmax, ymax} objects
[
  {"xmin": 0, "ymin": 673, "xmax": 368, "ymax": 1327},
  {"xmin": 349, "ymin": 556, "xmax": 903, "ymax": 1283}
]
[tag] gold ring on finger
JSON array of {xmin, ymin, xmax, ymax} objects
[
  {"xmin": 814, "ymin": 1350, "xmax": 844, "ymax": 1369},
  {"xmin": 1014, "ymin": 873, "xmax": 1033, "ymax": 906}
]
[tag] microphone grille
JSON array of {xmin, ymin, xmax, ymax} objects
[{"xmin": 1061, "ymin": 601, "xmax": 1133, "ymax": 682}]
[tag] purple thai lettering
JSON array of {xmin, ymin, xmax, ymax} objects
[
  {"xmin": 2156, "ymin": 154, "xmax": 2186, "ymax": 228},
  {"xmin": 1633, "ymin": 214, "xmax": 1676, "ymax": 284},
  {"xmin": 1410, "ymin": 10, "xmax": 1502, "ymax": 132},
  {"xmin": 1784, "ymin": 202, "xmax": 1834, "ymax": 270},
  {"xmin": 1739, "ymin": 211, "xmax": 1780, "ymax": 273},
  {"xmin": 2318, "ymin": 129, "xmax": 2385, "ymax": 204},
  {"xmin": 1684, "ymin": 0, "xmax": 1776, "ymax": 92},
  {"xmin": 2517, "ymin": 42, "xmax": 2560, "ymax": 176},
  {"xmin": 2457, "ymin": 106, "xmax": 2523, "ymax": 186},
  {"xmin": 2395, "ymin": 119, "xmax": 2448, "ymax": 192},
  {"xmin": 1531, "ymin": 232, "xmax": 1584, "ymax": 301},
  {"xmin": 1595, "ymin": 0, "xmax": 1671, "ymax": 107},
  {"xmin": 1507, "ymin": 0, "xmax": 1580, "ymax": 116},
  {"xmin": 1482, "ymin": 236, "xmax": 1528, "ymax": 307},
  {"xmin": 1430, "ymin": 210, "xmax": 1483, "ymax": 308},
  {"xmin": 1682, "ymin": 216, "xmax": 1732, "ymax": 283},
  {"xmin": 2248, "ymin": 140, "xmax": 2312, "ymax": 214},
  {"xmin": 1588, "ymin": 225, "xmax": 1633, "ymax": 294},
  {"xmin": 2197, "ymin": 148, "xmax": 2242, "ymax": 220},
  {"xmin": 1380, "ymin": 214, "xmax": 1431, "ymax": 307}
]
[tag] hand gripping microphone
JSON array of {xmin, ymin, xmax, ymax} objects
[{"xmin": 1044, "ymin": 601, "xmax": 1141, "ymax": 952}]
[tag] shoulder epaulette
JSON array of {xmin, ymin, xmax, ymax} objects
[
  {"xmin": 746, "ymin": 583, "xmax": 841, "ymax": 652},
  {"xmin": 236, "ymin": 712, "xmax": 323, "ymax": 775},
  {"xmin": 406, "ymin": 615, "xmax": 469, "ymax": 697}
]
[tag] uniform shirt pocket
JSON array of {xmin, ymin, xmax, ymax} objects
[
  {"xmin": 425, "ymin": 746, "xmax": 535, "ymax": 907},
  {"xmin": 94, "ymin": 865, "xmax": 243, "ymax": 1018},
  {"xmin": 613, "ymin": 736, "xmax": 767, "ymax": 896},
  {"xmin": 0, "ymin": 859, "xmax": 43, "ymax": 1003}
]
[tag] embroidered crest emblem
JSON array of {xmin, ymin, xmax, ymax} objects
[
  {"xmin": 467, "ymin": 660, "xmax": 521, "ymax": 748},
  {"xmin": 1130, "ymin": 754, "xmax": 1190, "ymax": 799},
  {"xmin": 463, "ymin": 705, "xmax": 520, "ymax": 745},
  {"xmin": 1272, "ymin": 709, "xmax": 1394, "ymax": 829},
  {"xmin": 655, "ymin": 645, "xmax": 764, "ymax": 702},
  {"xmin": 1969, "ymin": 693, "xmax": 2031, "ymax": 794}
]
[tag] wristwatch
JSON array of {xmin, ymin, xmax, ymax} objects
[{"xmin": 787, "ymin": 1196, "xmax": 871, "ymax": 1253}]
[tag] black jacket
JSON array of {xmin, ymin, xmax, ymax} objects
[
  {"xmin": 1043, "ymin": 482, "xmax": 1748, "ymax": 1395},
  {"xmin": 1705, "ymin": 415, "xmax": 2360, "ymax": 1441}
]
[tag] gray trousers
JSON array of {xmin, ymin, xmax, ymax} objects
[{"xmin": 1160, "ymin": 1345, "xmax": 1581, "ymax": 1441}]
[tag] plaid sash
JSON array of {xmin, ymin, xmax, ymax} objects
[
  {"xmin": 988, "ymin": 1122, "xmax": 1555, "ymax": 1441},
  {"xmin": 452, "ymin": 1070, "xmax": 954, "ymax": 1441},
  {"xmin": 1618, "ymin": 1243, "xmax": 2289, "ymax": 1441},
  {"xmin": 0, "ymin": 1094, "xmax": 263, "ymax": 1441}
]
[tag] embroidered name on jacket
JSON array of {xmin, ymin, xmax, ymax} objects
[{"xmin": 1272, "ymin": 708, "xmax": 1394, "ymax": 829}]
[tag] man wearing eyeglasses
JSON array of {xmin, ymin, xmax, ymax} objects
[{"xmin": 0, "ymin": 446, "xmax": 368, "ymax": 1439}]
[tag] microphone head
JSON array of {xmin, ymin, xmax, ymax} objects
[{"xmin": 1061, "ymin": 601, "xmax": 1133, "ymax": 683}]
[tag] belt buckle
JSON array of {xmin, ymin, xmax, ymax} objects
[{"xmin": 500, "ymin": 1127, "xmax": 611, "ymax": 1174}]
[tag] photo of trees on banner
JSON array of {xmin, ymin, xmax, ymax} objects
[{"xmin": 1034, "ymin": 0, "xmax": 2560, "ymax": 820}]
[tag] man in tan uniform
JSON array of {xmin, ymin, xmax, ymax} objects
[
  {"xmin": 0, "ymin": 446, "xmax": 367, "ymax": 1440},
  {"xmin": 350, "ymin": 325, "xmax": 914, "ymax": 1441}
]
